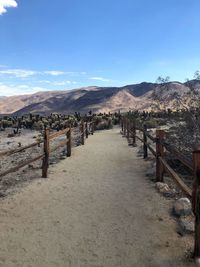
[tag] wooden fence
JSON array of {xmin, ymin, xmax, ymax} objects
[
  {"xmin": 0, "ymin": 121, "xmax": 94, "ymax": 180},
  {"xmin": 121, "ymin": 116, "xmax": 200, "ymax": 258}
]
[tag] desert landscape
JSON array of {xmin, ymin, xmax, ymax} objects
[{"xmin": 1, "ymin": 0, "xmax": 200, "ymax": 266}]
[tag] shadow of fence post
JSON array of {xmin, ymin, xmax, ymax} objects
[
  {"xmin": 156, "ymin": 129, "xmax": 165, "ymax": 182},
  {"xmin": 42, "ymin": 128, "xmax": 50, "ymax": 178}
]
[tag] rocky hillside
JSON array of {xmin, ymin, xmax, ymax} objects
[{"xmin": 0, "ymin": 80, "xmax": 199, "ymax": 115}]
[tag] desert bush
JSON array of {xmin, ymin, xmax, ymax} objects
[
  {"xmin": 1, "ymin": 120, "xmax": 13, "ymax": 128},
  {"xmin": 95, "ymin": 120, "xmax": 113, "ymax": 130},
  {"xmin": 32, "ymin": 121, "xmax": 44, "ymax": 130},
  {"xmin": 93, "ymin": 116, "xmax": 103, "ymax": 124},
  {"xmin": 144, "ymin": 118, "xmax": 166, "ymax": 128},
  {"xmin": 112, "ymin": 117, "xmax": 120, "ymax": 125}
]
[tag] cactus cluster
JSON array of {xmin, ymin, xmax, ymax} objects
[
  {"xmin": 0, "ymin": 111, "xmax": 121, "ymax": 134},
  {"xmin": 0, "ymin": 113, "xmax": 78, "ymax": 133}
]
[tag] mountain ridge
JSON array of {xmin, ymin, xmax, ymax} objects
[{"xmin": 0, "ymin": 80, "xmax": 199, "ymax": 115}]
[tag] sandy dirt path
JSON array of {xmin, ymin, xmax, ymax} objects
[{"xmin": 0, "ymin": 128, "xmax": 194, "ymax": 267}]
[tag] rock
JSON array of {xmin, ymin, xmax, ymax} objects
[
  {"xmin": 7, "ymin": 133, "xmax": 15, "ymax": 138},
  {"xmin": 60, "ymin": 155, "xmax": 66, "ymax": 160},
  {"xmin": 173, "ymin": 198, "xmax": 192, "ymax": 217},
  {"xmin": 162, "ymin": 188, "xmax": 177, "ymax": 198},
  {"xmin": 49, "ymin": 161, "xmax": 57, "ymax": 165},
  {"xmin": 178, "ymin": 217, "xmax": 194, "ymax": 235},
  {"xmin": 155, "ymin": 182, "xmax": 170, "ymax": 193},
  {"xmin": 155, "ymin": 182, "xmax": 176, "ymax": 198}
]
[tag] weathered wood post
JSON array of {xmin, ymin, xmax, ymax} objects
[
  {"xmin": 127, "ymin": 118, "xmax": 130, "ymax": 141},
  {"xmin": 66, "ymin": 127, "xmax": 71, "ymax": 157},
  {"xmin": 132, "ymin": 120, "xmax": 136, "ymax": 146},
  {"xmin": 143, "ymin": 124, "xmax": 148, "ymax": 159},
  {"xmin": 90, "ymin": 122, "xmax": 94, "ymax": 135},
  {"xmin": 156, "ymin": 129, "xmax": 165, "ymax": 182},
  {"xmin": 85, "ymin": 122, "xmax": 89, "ymax": 139},
  {"xmin": 92, "ymin": 122, "xmax": 95, "ymax": 135},
  {"xmin": 81, "ymin": 121, "xmax": 85, "ymax": 145},
  {"xmin": 121, "ymin": 117, "xmax": 124, "ymax": 133},
  {"xmin": 192, "ymin": 150, "xmax": 200, "ymax": 259},
  {"xmin": 123, "ymin": 117, "xmax": 126, "ymax": 136},
  {"xmin": 42, "ymin": 128, "xmax": 50, "ymax": 178}
]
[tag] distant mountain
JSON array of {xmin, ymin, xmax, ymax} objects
[
  {"xmin": 0, "ymin": 90, "xmax": 67, "ymax": 114},
  {"xmin": 0, "ymin": 81, "xmax": 199, "ymax": 115}
]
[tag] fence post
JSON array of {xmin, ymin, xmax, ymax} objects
[
  {"xmin": 123, "ymin": 117, "xmax": 126, "ymax": 136},
  {"xmin": 91, "ymin": 122, "xmax": 94, "ymax": 135},
  {"xmin": 143, "ymin": 124, "xmax": 148, "ymax": 159},
  {"xmin": 81, "ymin": 121, "xmax": 85, "ymax": 145},
  {"xmin": 42, "ymin": 128, "xmax": 50, "ymax": 178},
  {"xmin": 66, "ymin": 127, "xmax": 71, "ymax": 157},
  {"xmin": 85, "ymin": 122, "xmax": 88, "ymax": 139},
  {"xmin": 127, "ymin": 119, "xmax": 130, "ymax": 141},
  {"xmin": 192, "ymin": 150, "xmax": 200, "ymax": 259},
  {"xmin": 156, "ymin": 129, "xmax": 165, "ymax": 182},
  {"xmin": 132, "ymin": 120, "xmax": 136, "ymax": 146},
  {"xmin": 121, "ymin": 117, "xmax": 124, "ymax": 133}
]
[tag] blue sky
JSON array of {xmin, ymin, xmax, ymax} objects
[{"xmin": 0, "ymin": 0, "xmax": 200, "ymax": 95}]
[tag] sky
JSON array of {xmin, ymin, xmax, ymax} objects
[{"xmin": 0, "ymin": 0, "xmax": 200, "ymax": 96}]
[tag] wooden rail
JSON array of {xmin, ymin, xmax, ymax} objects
[
  {"xmin": 121, "ymin": 116, "xmax": 200, "ymax": 259},
  {"xmin": 80, "ymin": 121, "xmax": 94, "ymax": 146},
  {"xmin": 0, "ymin": 121, "xmax": 95, "ymax": 180},
  {"xmin": 0, "ymin": 140, "xmax": 43, "ymax": 157}
]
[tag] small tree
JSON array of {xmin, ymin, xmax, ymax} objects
[
  {"xmin": 151, "ymin": 76, "xmax": 171, "ymax": 111},
  {"xmin": 172, "ymin": 71, "xmax": 200, "ymax": 149}
]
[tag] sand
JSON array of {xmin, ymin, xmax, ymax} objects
[{"xmin": 0, "ymin": 128, "xmax": 194, "ymax": 266}]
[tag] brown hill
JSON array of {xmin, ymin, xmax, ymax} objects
[{"xmin": 0, "ymin": 81, "xmax": 199, "ymax": 115}]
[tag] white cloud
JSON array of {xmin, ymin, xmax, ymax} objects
[
  {"xmin": 90, "ymin": 77, "xmax": 111, "ymax": 82},
  {"xmin": 39, "ymin": 80, "xmax": 51, "ymax": 84},
  {"xmin": 17, "ymin": 85, "xmax": 30, "ymax": 89},
  {"xmin": 0, "ymin": 0, "xmax": 18, "ymax": 15},
  {"xmin": 0, "ymin": 68, "xmax": 37, "ymax": 78},
  {"xmin": 53, "ymin": 81, "xmax": 72, "ymax": 86},
  {"xmin": 39, "ymin": 80, "xmax": 77, "ymax": 86},
  {"xmin": 0, "ymin": 84, "xmax": 50, "ymax": 96},
  {"xmin": 44, "ymin": 71, "xmax": 66, "ymax": 76},
  {"xmin": 44, "ymin": 71, "xmax": 87, "ymax": 76},
  {"xmin": 0, "ymin": 67, "xmax": 87, "ymax": 80}
]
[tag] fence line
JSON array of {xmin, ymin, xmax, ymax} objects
[
  {"xmin": 0, "ymin": 121, "xmax": 95, "ymax": 180},
  {"xmin": 121, "ymin": 116, "xmax": 200, "ymax": 258}
]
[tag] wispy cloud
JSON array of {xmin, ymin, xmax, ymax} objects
[
  {"xmin": 44, "ymin": 71, "xmax": 66, "ymax": 76},
  {"xmin": 89, "ymin": 77, "xmax": 111, "ymax": 82},
  {"xmin": 39, "ymin": 80, "xmax": 77, "ymax": 86},
  {"xmin": 0, "ymin": 83, "xmax": 50, "ymax": 96},
  {"xmin": 44, "ymin": 71, "xmax": 87, "ymax": 76},
  {"xmin": 53, "ymin": 81, "xmax": 77, "ymax": 86},
  {"xmin": 0, "ymin": 0, "xmax": 18, "ymax": 15},
  {"xmin": 0, "ymin": 67, "xmax": 87, "ymax": 79},
  {"xmin": 0, "ymin": 68, "xmax": 37, "ymax": 78}
]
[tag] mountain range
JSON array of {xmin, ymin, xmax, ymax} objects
[{"xmin": 0, "ymin": 80, "xmax": 200, "ymax": 115}]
